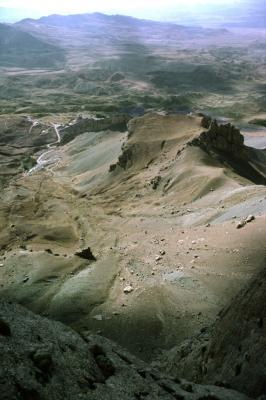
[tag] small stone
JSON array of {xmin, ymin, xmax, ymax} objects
[
  {"xmin": 93, "ymin": 314, "xmax": 103, "ymax": 321},
  {"xmin": 155, "ymin": 255, "xmax": 162, "ymax": 261},
  {"xmin": 159, "ymin": 250, "xmax": 165, "ymax": 255},
  {"xmin": 0, "ymin": 263, "xmax": 4, "ymax": 267},
  {"xmin": 22, "ymin": 276, "xmax": 29, "ymax": 283},
  {"xmin": 123, "ymin": 285, "xmax": 133, "ymax": 294},
  {"xmin": 246, "ymin": 215, "xmax": 255, "ymax": 223},
  {"xmin": 237, "ymin": 220, "xmax": 246, "ymax": 229}
]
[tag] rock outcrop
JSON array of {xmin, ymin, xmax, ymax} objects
[
  {"xmin": 190, "ymin": 118, "xmax": 266, "ymax": 184},
  {"xmin": 191, "ymin": 119, "xmax": 245, "ymax": 158},
  {"xmin": 200, "ymin": 114, "xmax": 212, "ymax": 129},
  {"xmin": 60, "ymin": 115, "xmax": 129, "ymax": 145},
  {"xmin": 0, "ymin": 301, "xmax": 251, "ymax": 400},
  {"xmin": 201, "ymin": 266, "xmax": 266, "ymax": 398},
  {"xmin": 75, "ymin": 247, "xmax": 96, "ymax": 261}
]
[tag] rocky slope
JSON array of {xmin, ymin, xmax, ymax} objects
[
  {"xmin": 0, "ymin": 301, "xmax": 252, "ymax": 400},
  {"xmin": 201, "ymin": 265, "xmax": 266, "ymax": 398},
  {"xmin": 0, "ymin": 112, "xmax": 265, "ymax": 388},
  {"xmin": 156, "ymin": 264, "xmax": 266, "ymax": 399},
  {"xmin": 0, "ymin": 113, "xmax": 265, "ymax": 349}
]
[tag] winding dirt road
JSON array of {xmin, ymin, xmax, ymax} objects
[{"xmin": 28, "ymin": 121, "xmax": 62, "ymax": 174}]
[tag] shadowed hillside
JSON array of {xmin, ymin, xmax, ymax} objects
[{"xmin": 0, "ymin": 23, "xmax": 65, "ymax": 68}]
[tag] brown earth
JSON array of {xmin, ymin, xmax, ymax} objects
[{"xmin": 0, "ymin": 113, "xmax": 265, "ymax": 369}]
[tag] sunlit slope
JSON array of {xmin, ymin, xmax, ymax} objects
[
  {"xmin": 59, "ymin": 114, "xmax": 266, "ymax": 217},
  {"xmin": 0, "ymin": 113, "xmax": 265, "ymax": 361}
]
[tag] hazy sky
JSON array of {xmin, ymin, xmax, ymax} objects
[
  {"xmin": 0, "ymin": 0, "xmax": 244, "ymax": 15},
  {"xmin": 0, "ymin": 0, "xmax": 261, "ymax": 24}
]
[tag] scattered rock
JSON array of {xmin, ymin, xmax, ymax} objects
[
  {"xmin": 123, "ymin": 285, "xmax": 133, "ymax": 294},
  {"xmin": 236, "ymin": 220, "xmax": 246, "ymax": 229},
  {"xmin": 75, "ymin": 247, "xmax": 96, "ymax": 261},
  {"xmin": 150, "ymin": 176, "xmax": 162, "ymax": 190},
  {"xmin": 246, "ymin": 215, "xmax": 255, "ymax": 223},
  {"xmin": 45, "ymin": 249, "xmax": 53, "ymax": 254},
  {"xmin": 93, "ymin": 314, "xmax": 103, "ymax": 321}
]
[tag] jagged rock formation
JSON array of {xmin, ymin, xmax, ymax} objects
[
  {"xmin": 0, "ymin": 302, "xmax": 252, "ymax": 399},
  {"xmin": 60, "ymin": 115, "xmax": 129, "ymax": 145},
  {"xmin": 200, "ymin": 115, "xmax": 212, "ymax": 129},
  {"xmin": 190, "ymin": 118, "xmax": 266, "ymax": 184},
  {"xmin": 109, "ymin": 144, "xmax": 134, "ymax": 171},
  {"xmin": 191, "ymin": 120, "xmax": 245, "ymax": 158}
]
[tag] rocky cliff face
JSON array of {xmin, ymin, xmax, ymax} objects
[
  {"xmin": 190, "ymin": 118, "xmax": 266, "ymax": 185},
  {"xmin": 191, "ymin": 119, "xmax": 245, "ymax": 158},
  {"xmin": 201, "ymin": 266, "xmax": 266, "ymax": 398},
  {"xmin": 156, "ymin": 266, "xmax": 266, "ymax": 399},
  {"xmin": 60, "ymin": 115, "xmax": 129, "ymax": 145},
  {"xmin": 0, "ymin": 302, "xmax": 252, "ymax": 400}
]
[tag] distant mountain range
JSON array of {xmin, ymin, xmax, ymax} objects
[
  {"xmin": 1, "ymin": 1, "xmax": 266, "ymax": 27},
  {"xmin": 8, "ymin": 12, "xmax": 221, "ymax": 64}
]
